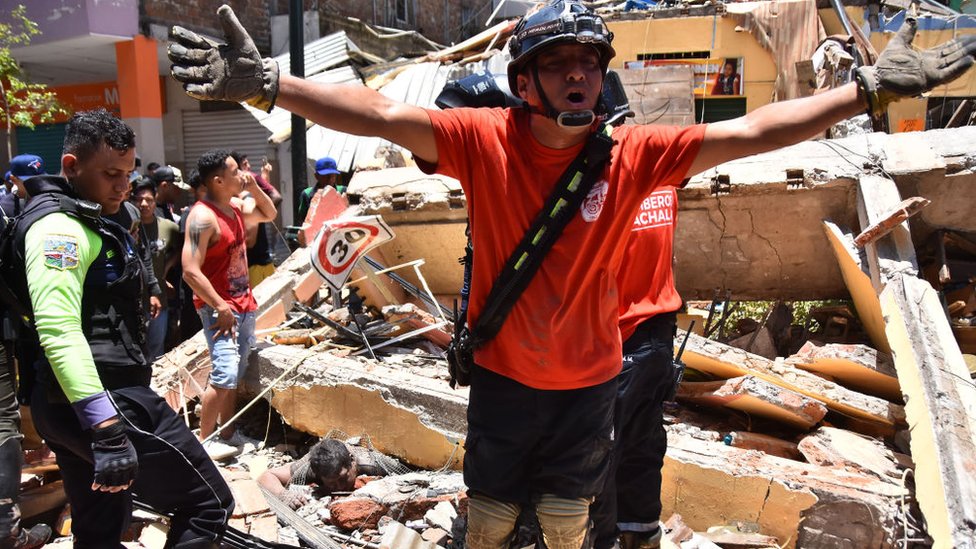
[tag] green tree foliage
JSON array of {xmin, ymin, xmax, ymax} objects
[{"xmin": 0, "ymin": 5, "xmax": 70, "ymax": 157}]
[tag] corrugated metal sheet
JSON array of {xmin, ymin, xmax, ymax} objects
[
  {"xmin": 276, "ymin": 31, "xmax": 355, "ymax": 77},
  {"xmin": 305, "ymin": 53, "xmax": 510, "ymax": 172},
  {"xmin": 242, "ymin": 65, "xmax": 361, "ymax": 139},
  {"xmin": 182, "ymin": 109, "xmax": 275, "ymax": 165}
]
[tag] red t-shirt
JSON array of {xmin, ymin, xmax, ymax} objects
[
  {"xmin": 422, "ymin": 107, "xmax": 705, "ymax": 389},
  {"xmin": 191, "ymin": 200, "xmax": 257, "ymax": 313},
  {"xmin": 616, "ymin": 188, "xmax": 682, "ymax": 341}
]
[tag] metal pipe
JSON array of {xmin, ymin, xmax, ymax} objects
[{"xmin": 289, "ymin": 0, "xmax": 308, "ymax": 222}]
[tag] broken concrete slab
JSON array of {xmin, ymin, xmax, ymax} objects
[
  {"xmin": 662, "ymin": 430, "xmax": 907, "ymax": 549},
  {"xmin": 680, "ymin": 332, "xmax": 904, "ymax": 428},
  {"xmin": 822, "ymin": 220, "xmax": 891, "ymax": 354},
  {"xmin": 676, "ymin": 375, "xmax": 827, "ymax": 430},
  {"xmin": 797, "ymin": 427, "xmax": 901, "ymax": 481},
  {"xmin": 881, "ymin": 274, "xmax": 976, "ymax": 548},
  {"xmin": 787, "ymin": 341, "xmax": 901, "ymax": 402},
  {"xmin": 244, "ymin": 344, "xmax": 467, "ymax": 470}
]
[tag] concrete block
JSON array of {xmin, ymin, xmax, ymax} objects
[
  {"xmin": 421, "ymin": 527, "xmax": 449, "ymax": 546},
  {"xmin": 798, "ymin": 427, "xmax": 900, "ymax": 481},
  {"xmin": 662, "ymin": 431, "xmax": 906, "ymax": 548},
  {"xmin": 247, "ymin": 512, "xmax": 279, "ymax": 543},
  {"xmin": 725, "ymin": 431, "xmax": 801, "ymax": 461},
  {"xmin": 253, "ymin": 345, "xmax": 467, "ymax": 470},
  {"xmin": 423, "ymin": 500, "xmax": 457, "ymax": 531},
  {"xmin": 330, "ymin": 497, "xmax": 389, "ymax": 530},
  {"xmin": 229, "ymin": 478, "xmax": 271, "ymax": 517},
  {"xmin": 379, "ymin": 520, "xmax": 437, "ymax": 549}
]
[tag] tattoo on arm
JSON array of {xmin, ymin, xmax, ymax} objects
[{"xmin": 188, "ymin": 218, "xmax": 213, "ymax": 255}]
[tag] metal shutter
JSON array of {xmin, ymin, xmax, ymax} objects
[
  {"xmin": 182, "ymin": 108, "xmax": 274, "ymax": 166},
  {"xmin": 15, "ymin": 123, "xmax": 67, "ymax": 173}
]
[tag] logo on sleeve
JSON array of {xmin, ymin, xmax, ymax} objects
[
  {"xmin": 43, "ymin": 234, "xmax": 79, "ymax": 271},
  {"xmin": 581, "ymin": 180, "xmax": 609, "ymax": 222}
]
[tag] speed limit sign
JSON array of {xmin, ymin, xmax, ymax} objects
[{"xmin": 310, "ymin": 215, "xmax": 395, "ymax": 293}]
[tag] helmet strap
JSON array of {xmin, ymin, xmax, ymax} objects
[{"xmin": 530, "ymin": 64, "xmax": 595, "ymax": 128}]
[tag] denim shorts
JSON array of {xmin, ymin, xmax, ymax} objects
[{"xmin": 198, "ymin": 305, "xmax": 256, "ymax": 390}]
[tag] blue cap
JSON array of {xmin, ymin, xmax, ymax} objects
[
  {"xmin": 10, "ymin": 154, "xmax": 45, "ymax": 178},
  {"xmin": 315, "ymin": 157, "xmax": 340, "ymax": 176},
  {"xmin": 3, "ymin": 171, "xmax": 10, "ymax": 183}
]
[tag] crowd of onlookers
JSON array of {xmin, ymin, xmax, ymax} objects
[{"xmin": 1, "ymin": 151, "xmax": 351, "ymax": 364}]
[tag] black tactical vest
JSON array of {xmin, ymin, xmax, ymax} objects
[{"xmin": 0, "ymin": 175, "xmax": 150, "ymax": 389}]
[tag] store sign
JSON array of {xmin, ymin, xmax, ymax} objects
[{"xmin": 51, "ymin": 81, "xmax": 122, "ymax": 118}]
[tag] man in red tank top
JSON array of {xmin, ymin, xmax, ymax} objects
[{"xmin": 182, "ymin": 149, "xmax": 277, "ymax": 456}]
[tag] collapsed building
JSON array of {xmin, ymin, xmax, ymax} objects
[{"xmin": 16, "ymin": 0, "xmax": 976, "ymax": 548}]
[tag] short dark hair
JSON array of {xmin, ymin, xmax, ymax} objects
[
  {"xmin": 63, "ymin": 109, "xmax": 136, "ymax": 161},
  {"xmin": 197, "ymin": 148, "xmax": 233, "ymax": 185},
  {"xmin": 146, "ymin": 162, "xmax": 160, "ymax": 172},
  {"xmin": 131, "ymin": 177, "xmax": 157, "ymax": 197},
  {"xmin": 187, "ymin": 169, "xmax": 202, "ymax": 190},
  {"xmin": 230, "ymin": 151, "xmax": 247, "ymax": 166},
  {"xmin": 308, "ymin": 439, "xmax": 353, "ymax": 487}
]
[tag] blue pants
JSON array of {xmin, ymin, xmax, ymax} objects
[
  {"xmin": 590, "ymin": 313, "xmax": 677, "ymax": 549},
  {"xmin": 31, "ymin": 381, "xmax": 234, "ymax": 548}
]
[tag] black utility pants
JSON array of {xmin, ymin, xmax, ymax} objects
[
  {"xmin": 31, "ymin": 382, "xmax": 234, "ymax": 548},
  {"xmin": 590, "ymin": 313, "xmax": 677, "ymax": 549}
]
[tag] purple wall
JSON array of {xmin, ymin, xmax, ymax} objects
[{"xmin": 19, "ymin": 0, "xmax": 139, "ymax": 44}]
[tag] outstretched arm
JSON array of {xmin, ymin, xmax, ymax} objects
[
  {"xmin": 276, "ymin": 75, "xmax": 437, "ymax": 164},
  {"xmin": 169, "ymin": 5, "xmax": 437, "ymax": 164},
  {"xmin": 689, "ymin": 83, "xmax": 862, "ymax": 176},
  {"xmin": 687, "ymin": 14, "xmax": 976, "ymax": 178}
]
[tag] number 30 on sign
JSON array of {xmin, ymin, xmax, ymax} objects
[{"xmin": 310, "ymin": 216, "xmax": 395, "ymax": 293}]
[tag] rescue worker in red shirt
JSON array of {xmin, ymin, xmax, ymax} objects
[{"xmin": 168, "ymin": 3, "xmax": 976, "ymax": 548}]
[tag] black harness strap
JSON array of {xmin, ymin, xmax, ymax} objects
[{"xmin": 470, "ymin": 123, "xmax": 614, "ymax": 347}]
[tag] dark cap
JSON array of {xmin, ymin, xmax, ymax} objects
[
  {"xmin": 315, "ymin": 157, "xmax": 340, "ymax": 176},
  {"xmin": 10, "ymin": 154, "xmax": 45, "ymax": 178}
]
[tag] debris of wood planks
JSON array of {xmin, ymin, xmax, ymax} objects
[
  {"xmin": 679, "ymin": 332, "xmax": 904, "ymax": 429},
  {"xmin": 724, "ymin": 431, "xmax": 802, "ymax": 460},
  {"xmin": 853, "ymin": 196, "xmax": 930, "ymax": 247},
  {"xmin": 787, "ymin": 341, "xmax": 901, "ymax": 402},
  {"xmin": 854, "ymin": 173, "xmax": 976, "ymax": 547},
  {"xmin": 676, "ymin": 375, "xmax": 827, "ymax": 430}
]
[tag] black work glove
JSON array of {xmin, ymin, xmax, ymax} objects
[
  {"xmin": 91, "ymin": 420, "xmax": 138, "ymax": 490},
  {"xmin": 855, "ymin": 14, "xmax": 976, "ymax": 119},
  {"xmin": 168, "ymin": 4, "xmax": 279, "ymax": 112}
]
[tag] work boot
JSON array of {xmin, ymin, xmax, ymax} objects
[
  {"xmin": 618, "ymin": 528, "xmax": 662, "ymax": 549},
  {"xmin": 3, "ymin": 524, "xmax": 52, "ymax": 549}
]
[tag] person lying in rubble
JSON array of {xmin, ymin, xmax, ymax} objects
[
  {"xmin": 258, "ymin": 438, "xmax": 406, "ymax": 509},
  {"xmin": 168, "ymin": 3, "xmax": 976, "ymax": 548}
]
